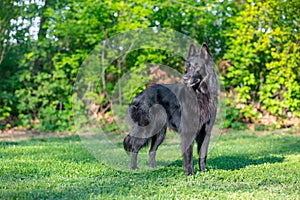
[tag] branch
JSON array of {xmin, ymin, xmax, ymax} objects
[
  {"xmin": 101, "ymin": 28, "xmax": 112, "ymax": 109},
  {"xmin": 0, "ymin": 46, "xmax": 6, "ymax": 65}
]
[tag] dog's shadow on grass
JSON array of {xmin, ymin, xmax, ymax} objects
[
  {"xmin": 207, "ymin": 155, "xmax": 284, "ymax": 171},
  {"xmin": 166, "ymin": 155, "xmax": 285, "ymax": 171}
]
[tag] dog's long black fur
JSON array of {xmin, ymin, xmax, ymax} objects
[{"xmin": 124, "ymin": 43, "xmax": 218, "ymax": 175}]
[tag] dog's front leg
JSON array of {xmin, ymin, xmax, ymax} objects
[
  {"xmin": 182, "ymin": 141, "xmax": 194, "ymax": 175},
  {"xmin": 149, "ymin": 151, "xmax": 156, "ymax": 168},
  {"xmin": 131, "ymin": 152, "xmax": 138, "ymax": 170},
  {"xmin": 199, "ymin": 119, "xmax": 214, "ymax": 172}
]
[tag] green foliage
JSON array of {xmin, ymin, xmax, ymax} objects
[
  {"xmin": 0, "ymin": 106, "xmax": 10, "ymax": 122},
  {"xmin": 254, "ymin": 124, "xmax": 276, "ymax": 131},
  {"xmin": 223, "ymin": 105, "xmax": 247, "ymax": 130},
  {"xmin": 0, "ymin": 0, "xmax": 299, "ymax": 131},
  {"xmin": 223, "ymin": 0, "xmax": 300, "ymax": 120},
  {"xmin": 0, "ymin": 132, "xmax": 299, "ymax": 198}
]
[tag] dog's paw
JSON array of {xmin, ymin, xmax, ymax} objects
[
  {"xmin": 150, "ymin": 163, "xmax": 156, "ymax": 168},
  {"xmin": 200, "ymin": 168, "xmax": 209, "ymax": 172},
  {"xmin": 130, "ymin": 166, "xmax": 138, "ymax": 170},
  {"xmin": 186, "ymin": 169, "xmax": 195, "ymax": 176}
]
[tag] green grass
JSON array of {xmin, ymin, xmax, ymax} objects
[{"xmin": 0, "ymin": 131, "xmax": 299, "ymax": 199}]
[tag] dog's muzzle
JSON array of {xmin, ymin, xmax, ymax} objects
[{"xmin": 183, "ymin": 76, "xmax": 201, "ymax": 87}]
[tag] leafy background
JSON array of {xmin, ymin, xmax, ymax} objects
[{"xmin": 0, "ymin": 0, "xmax": 299, "ymax": 132}]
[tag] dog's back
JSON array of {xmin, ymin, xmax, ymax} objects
[
  {"xmin": 127, "ymin": 82, "xmax": 210, "ymax": 134},
  {"xmin": 128, "ymin": 84, "xmax": 181, "ymax": 131}
]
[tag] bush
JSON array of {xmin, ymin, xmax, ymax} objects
[{"xmin": 223, "ymin": 0, "xmax": 300, "ymax": 120}]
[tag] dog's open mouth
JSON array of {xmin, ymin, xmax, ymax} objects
[{"xmin": 185, "ymin": 78, "xmax": 201, "ymax": 87}]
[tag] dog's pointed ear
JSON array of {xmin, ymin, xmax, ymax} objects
[
  {"xmin": 200, "ymin": 43, "xmax": 213, "ymax": 61},
  {"xmin": 188, "ymin": 44, "xmax": 197, "ymax": 58}
]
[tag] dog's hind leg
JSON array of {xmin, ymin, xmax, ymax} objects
[
  {"xmin": 130, "ymin": 138, "xmax": 149, "ymax": 170},
  {"xmin": 149, "ymin": 125, "xmax": 167, "ymax": 168},
  {"xmin": 131, "ymin": 152, "xmax": 138, "ymax": 170}
]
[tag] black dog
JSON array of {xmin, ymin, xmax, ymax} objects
[{"xmin": 124, "ymin": 43, "xmax": 218, "ymax": 175}]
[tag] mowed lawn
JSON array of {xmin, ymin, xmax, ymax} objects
[{"xmin": 0, "ymin": 130, "xmax": 299, "ymax": 199}]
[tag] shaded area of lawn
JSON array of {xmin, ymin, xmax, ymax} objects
[{"xmin": 0, "ymin": 131, "xmax": 299, "ymax": 199}]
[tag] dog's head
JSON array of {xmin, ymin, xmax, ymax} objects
[{"xmin": 183, "ymin": 43, "xmax": 213, "ymax": 91}]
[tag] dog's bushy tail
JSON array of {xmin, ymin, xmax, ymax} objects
[
  {"xmin": 123, "ymin": 134, "xmax": 152, "ymax": 154},
  {"xmin": 123, "ymin": 135, "xmax": 132, "ymax": 153},
  {"xmin": 127, "ymin": 104, "xmax": 150, "ymax": 127}
]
